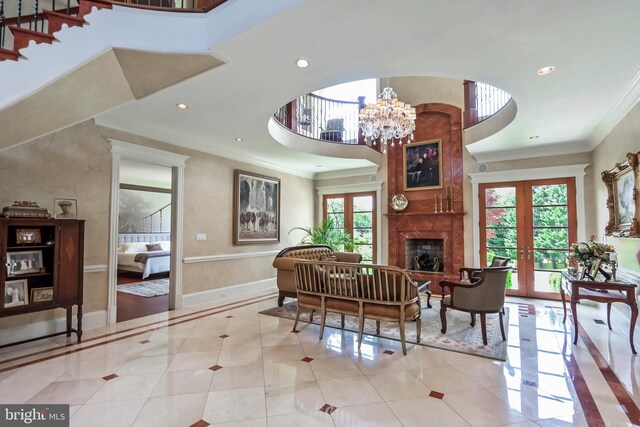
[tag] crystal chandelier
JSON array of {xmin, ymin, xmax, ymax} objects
[{"xmin": 359, "ymin": 81, "xmax": 416, "ymax": 153}]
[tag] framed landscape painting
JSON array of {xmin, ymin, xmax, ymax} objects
[
  {"xmin": 403, "ymin": 139, "xmax": 443, "ymax": 191},
  {"xmin": 603, "ymin": 151, "xmax": 640, "ymax": 237},
  {"xmin": 233, "ymin": 170, "xmax": 281, "ymax": 245}
]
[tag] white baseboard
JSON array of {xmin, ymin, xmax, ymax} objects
[
  {"xmin": 182, "ymin": 278, "xmax": 277, "ymax": 308},
  {"xmin": 0, "ymin": 310, "xmax": 107, "ymax": 347}
]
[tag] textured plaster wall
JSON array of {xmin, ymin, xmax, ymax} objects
[
  {"xmin": 98, "ymin": 127, "xmax": 315, "ymax": 294},
  {"xmin": 591, "ymin": 102, "xmax": 640, "ymax": 273},
  {"xmin": 0, "ymin": 120, "xmax": 111, "ymax": 328},
  {"xmin": 0, "ymin": 120, "xmax": 314, "ymax": 331}
]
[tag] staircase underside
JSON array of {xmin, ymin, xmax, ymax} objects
[{"xmin": 0, "ymin": 48, "xmax": 224, "ymax": 150}]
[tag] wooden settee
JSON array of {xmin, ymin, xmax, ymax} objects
[
  {"xmin": 292, "ymin": 260, "xmax": 421, "ymax": 355},
  {"xmin": 272, "ymin": 245, "xmax": 362, "ymax": 306}
]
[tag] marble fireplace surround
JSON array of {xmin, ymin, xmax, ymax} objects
[{"xmin": 386, "ymin": 103, "xmax": 465, "ymax": 291}]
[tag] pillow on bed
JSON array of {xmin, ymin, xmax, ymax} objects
[
  {"xmin": 120, "ymin": 242, "xmax": 150, "ymax": 253},
  {"xmin": 146, "ymin": 243, "xmax": 163, "ymax": 251}
]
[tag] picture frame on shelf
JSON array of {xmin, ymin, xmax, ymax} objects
[
  {"xmin": 403, "ymin": 139, "xmax": 443, "ymax": 191},
  {"xmin": 16, "ymin": 228, "xmax": 42, "ymax": 245},
  {"xmin": 4, "ymin": 279, "xmax": 28, "ymax": 307},
  {"xmin": 54, "ymin": 198, "xmax": 77, "ymax": 220},
  {"xmin": 602, "ymin": 152, "xmax": 640, "ymax": 237},
  {"xmin": 30, "ymin": 287, "xmax": 53, "ymax": 303},
  {"xmin": 233, "ymin": 170, "xmax": 281, "ymax": 245},
  {"xmin": 6, "ymin": 250, "xmax": 43, "ymax": 276}
]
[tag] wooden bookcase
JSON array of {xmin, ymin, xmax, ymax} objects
[{"xmin": 0, "ymin": 218, "xmax": 85, "ymax": 347}]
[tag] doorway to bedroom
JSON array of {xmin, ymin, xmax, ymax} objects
[{"xmin": 116, "ymin": 159, "xmax": 173, "ymax": 322}]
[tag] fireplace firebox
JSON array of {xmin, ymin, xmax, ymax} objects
[{"xmin": 405, "ymin": 238, "xmax": 444, "ymax": 272}]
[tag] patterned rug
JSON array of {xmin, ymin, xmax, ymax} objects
[
  {"xmin": 117, "ymin": 279, "xmax": 169, "ymax": 298},
  {"xmin": 260, "ymin": 298, "xmax": 509, "ymax": 360}
]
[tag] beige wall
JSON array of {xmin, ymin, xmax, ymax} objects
[
  {"xmin": 591, "ymin": 102, "xmax": 640, "ymax": 272},
  {"xmin": 0, "ymin": 120, "xmax": 111, "ymax": 328},
  {"xmin": 0, "ymin": 120, "xmax": 314, "ymax": 330}
]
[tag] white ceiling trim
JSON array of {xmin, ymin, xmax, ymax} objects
[
  {"xmin": 470, "ymin": 140, "xmax": 592, "ymax": 164},
  {"xmin": 586, "ymin": 68, "xmax": 640, "ymax": 150}
]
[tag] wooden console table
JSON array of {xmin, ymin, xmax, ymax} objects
[{"xmin": 559, "ymin": 271, "xmax": 638, "ymax": 354}]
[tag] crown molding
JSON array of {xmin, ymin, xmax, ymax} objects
[
  {"xmin": 587, "ymin": 68, "xmax": 640, "ymax": 149},
  {"xmin": 470, "ymin": 139, "xmax": 591, "ymax": 164}
]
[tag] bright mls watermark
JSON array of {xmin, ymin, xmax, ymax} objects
[{"xmin": 0, "ymin": 405, "xmax": 69, "ymax": 426}]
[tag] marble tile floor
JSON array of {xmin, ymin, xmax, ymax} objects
[{"xmin": 0, "ymin": 290, "xmax": 638, "ymax": 427}]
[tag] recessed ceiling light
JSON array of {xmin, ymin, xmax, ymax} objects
[
  {"xmin": 176, "ymin": 103, "xmax": 188, "ymax": 110},
  {"xmin": 537, "ymin": 66, "xmax": 555, "ymax": 76},
  {"xmin": 316, "ymin": 165, "xmax": 322, "ymax": 168},
  {"xmin": 529, "ymin": 135, "xmax": 540, "ymax": 140},
  {"xmin": 235, "ymin": 138, "xmax": 243, "ymax": 142},
  {"xmin": 295, "ymin": 58, "xmax": 310, "ymax": 68}
]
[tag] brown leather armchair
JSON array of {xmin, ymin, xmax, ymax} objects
[
  {"xmin": 440, "ymin": 266, "xmax": 511, "ymax": 345},
  {"xmin": 272, "ymin": 245, "xmax": 362, "ymax": 306}
]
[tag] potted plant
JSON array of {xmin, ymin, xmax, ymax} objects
[{"xmin": 289, "ymin": 217, "xmax": 355, "ymax": 251}]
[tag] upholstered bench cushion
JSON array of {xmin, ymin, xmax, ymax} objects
[
  {"xmin": 364, "ymin": 302, "xmax": 420, "ymax": 320},
  {"xmin": 326, "ymin": 297, "xmax": 359, "ymax": 314},
  {"xmin": 298, "ymin": 294, "xmax": 322, "ymax": 308}
]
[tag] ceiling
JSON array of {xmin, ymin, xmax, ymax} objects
[{"xmin": 95, "ymin": 0, "xmax": 640, "ymax": 176}]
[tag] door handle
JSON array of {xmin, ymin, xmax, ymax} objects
[
  {"xmin": 526, "ymin": 246, "xmax": 533, "ymax": 260},
  {"xmin": 519, "ymin": 247, "xmax": 524, "ymax": 260}
]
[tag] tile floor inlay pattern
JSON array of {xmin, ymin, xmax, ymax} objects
[{"xmin": 0, "ymin": 291, "xmax": 638, "ymax": 427}]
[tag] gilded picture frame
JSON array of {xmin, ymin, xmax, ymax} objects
[
  {"xmin": 233, "ymin": 170, "xmax": 281, "ymax": 245},
  {"xmin": 602, "ymin": 152, "xmax": 640, "ymax": 237},
  {"xmin": 403, "ymin": 139, "xmax": 443, "ymax": 191}
]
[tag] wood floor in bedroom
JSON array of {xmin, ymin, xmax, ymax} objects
[{"xmin": 117, "ymin": 272, "xmax": 170, "ymax": 323}]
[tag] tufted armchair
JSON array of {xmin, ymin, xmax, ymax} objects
[
  {"xmin": 272, "ymin": 245, "xmax": 362, "ymax": 306},
  {"xmin": 439, "ymin": 266, "xmax": 511, "ymax": 345}
]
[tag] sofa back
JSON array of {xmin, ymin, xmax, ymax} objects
[
  {"xmin": 293, "ymin": 260, "xmax": 419, "ymax": 304},
  {"xmin": 276, "ymin": 245, "xmax": 335, "ymax": 261}
]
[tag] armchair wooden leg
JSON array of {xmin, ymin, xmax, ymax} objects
[
  {"xmin": 470, "ymin": 313, "xmax": 476, "ymax": 327},
  {"xmin": 277, "ymin": 296, "xmax": 285, "ymax": 307},
  {"xmin": 440, "ymin": 305, "xmax": 447, "ymax": 334},
  {"xmin": 630, "ymin": 304, "xmax": 638, "ymax": 355},
  {"xmin": 341, "ymin": 314, "xmax": 345, "ymax": 328},
  {"xmin": 310, "ymin": 309, "xmax": 314, "ymax": 323},
  {"xmin": 606, "ymin": 303, "xmax": 613, "ymax": 331},
  {"xmin": 480, "ymin": 313, "xmax": 488, "ymax": 345},
  {"xmin": 499, "ymin": 311, "xmax": 506, "ymax": 341},
  {"xmin": 293, "ymin": 303, "xmax": 302, "ymax": 332},
  {"xmin": 376, "ymin": 320, "xmax": 381, "ymax": 335},
  {"xmin": 399, "ymin": 316, "xmax": 407, "ymax": 355},
  {"xmin": 502, "ymin": 306, "xmax": 505, "ymax": 315},
  {"xmin": 416, "ymin": 317, "xmax": 421, "ymax": 343}
]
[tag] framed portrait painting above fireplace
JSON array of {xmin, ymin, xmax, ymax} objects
[{"xmin": 403, "ymin": 139, "xmax": 443, "ymax": 191}]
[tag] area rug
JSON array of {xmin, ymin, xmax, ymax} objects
[
  {"xmin": 260, "ymin": 298, "xmax": 509, "ymax": 360},
  {"xmin": 117, "ymin": 279, "xmax": 169, "ymax": 298}
]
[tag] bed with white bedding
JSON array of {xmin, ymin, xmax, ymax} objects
[{"xmin": 117, "ymin": 233, "xmax": 171, "ymax": 279}]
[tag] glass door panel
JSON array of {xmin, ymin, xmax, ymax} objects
[
  {"xmin": 482, "ymin": 186, "xmax": 520, "ymax": 292},
  {"xmin": 530, "ymin": 183, "xmax": 573, "ymax": 296},
  {"xmin": 352, "ymin": 195, "xmax": 374, "ymax": 262},
  {"xmin": 326, "ymin": 197, "xmax": 345, "ymax": 229}
]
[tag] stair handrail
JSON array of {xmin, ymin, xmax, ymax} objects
[
  {"xmin": 463, "ymin": 80, "xmax": 512, "ymax": 129},
  {"xmin": 274, "ymin": 92, "xmax": 370, "ymax": 148}
]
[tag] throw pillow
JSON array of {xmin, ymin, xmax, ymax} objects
[{"xmin": 147, "ymin": 243, "xmax": 163, "ymax": 251}]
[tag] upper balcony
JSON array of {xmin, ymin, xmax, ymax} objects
[{"xmin": 271, "ymin": 79, "xmax": 513, "ymax": 156}]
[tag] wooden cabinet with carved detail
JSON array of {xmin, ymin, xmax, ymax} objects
[{"xmin": 0, "ymin": 218, "xmax": 84, "ymax": 347}]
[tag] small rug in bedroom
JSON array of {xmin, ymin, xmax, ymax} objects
[
  {"xmin": 260, "ymin": 299, "xmax": 509, "ymax": 361},
  {"xmin": 117, "ymin": 279, "xmax": 169, "ymax": 298}
]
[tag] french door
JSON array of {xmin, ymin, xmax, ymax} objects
[
  {"xmin": 479, "ymin": 178, "xmax": 577, "ymax": 299},
  {"xmin": 323, "ymin": 192, "xmax": 376, "ymax": 263}
]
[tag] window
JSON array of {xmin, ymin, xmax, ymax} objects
[{"xmin": 324, "ymin": 192, "xmax": 376, "ymax": 263}]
